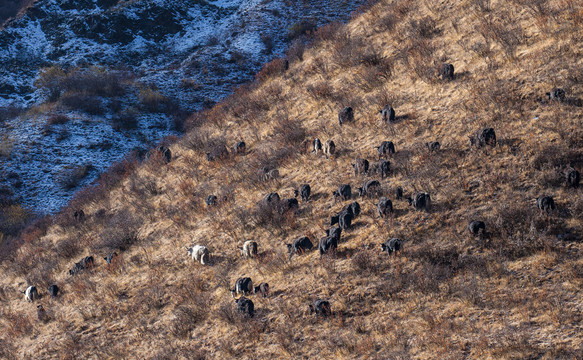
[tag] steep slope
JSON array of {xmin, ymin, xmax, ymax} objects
[
  {"xmin": 0, "ymin": 0, "xmax": 368, "ymax": 213},
  {"xmin": 1, "ymin": 0, "xmax": 583, "ymax": 358}
]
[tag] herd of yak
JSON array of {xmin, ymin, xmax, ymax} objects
[{"xmin": 20, "ymin": 64, "xmax": 579, "ymax": 323}]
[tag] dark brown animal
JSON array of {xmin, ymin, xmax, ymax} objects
[
  {"xmin": 439, "ymin": 63, "xmax": 454, "ymax": 81},
  {"xmin": 379, "ymin": 105, "xmax": 395, "ymax": 123},
  {"xmin": 338, "ymin": 107, "xmax": 354, "ymax": 126},
  {"xmin": 353, "ymin": 158, "xmax": 369, "ymax": 176},
  {"xmin": 469, "ymin": 128, "xmax": 496, "ymax": 148}
]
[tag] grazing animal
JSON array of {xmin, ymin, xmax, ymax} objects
[
  {"xmin": 346, "ymin": 201, "xmax": 361, "ymax": 218},
  {"xmin": 48, "ymin": 285, "xmax": 59, "ymax": 298},
  {"xmin": 309, "ymin": 299, "xmax": 332, "ymax": 317},
  {"xmin": 235, "ymin": 297, "xmax": 255, "ymax": 317},
  {"xmin": 376, "ymin": 160, "xmax": 391, "ymax": 179},
  {"xmin": 377, "ymin": 197, "xmax": 394, "ymax": 218},
  {"xmin": 280, "ymin": 198, "xmax": 299, "ymax": 214},
  {"xmin": 379, "ymin": 105, "xmax": 396, "ymax": 123},
  {"xmin": 299, "ymin": 184, "xmax": 311, "ymax": 202},
  {"xmin": 395, "ymin": 186, "xmax": 403, "ymax": 200},
  {"xmin": 339, "ymin": 204, "xmax": 354, "ymax": 218},
  {"xmin": 23, "ymin": 286, "xmax": 38, "ymax": 302},
  {"xmin": 338, "ymin": 107, "xmax": 354, "ymax": 127},
  {"xmin": 358, "ymin": 180, "xmax": 381, "ymax": 198},
  {"xmin": 68, "ymin": 263, "xmax": 85, "ymax": 276},
  {"xmin": 319, "ymin": 236, "xmax": 338, "ymax": 257},
  {"xmin": 313, "ymin": 138, "xmax": 323, "ymax": 153},
  {"xmin": 408, "ymin": 192, "xmax": 431, "ymax": 211},
  {"xmin": 547, "ymin": 88, "xmax": 566, "ymax": 102},
  {"xmin": 157, "ymin": 145, "xmax": 172, "ymax": 163},
  {"xmin": 323, "ymin": 140, "xmax": 336, "ymax": 159},
  {"xmin": 353, "ymin": 158, "xmax": 369, "ymax": 176},
  {"xmin": 537, "ymin": 196, "xmax": 555, "ymax": 214},
  {"xmin": 565, "ymin": 167, "xmax": 580, "ymax": 187},
  {"xmin": 376, "ymin": 141, "xmax": 396, "ymax": 159},
  {"xmin": 258, "ymin": 167, "xmax": 280, "ymax": 181},
  {"xmin": 330, "ymin": 214, "xmax": 340, "ymax": 226},
  {"xmin": 332, "ymin": 184, "xmax": 352, "ymax": 201},
  {"xmin": 206, "ymin": 195, "xmax": 218, "ymax": 206},
  {"xmin": 37, "ymin": 305, "xmax": 48, "ymax": 322},
  {"xmin": 263, "ymin": 192, "xmax": 281, "ymax": 205},
  {"xmin": 232, "ymin": 277, "xmax": 253, "ymax": 297},
  {"xmin": 381, "ymin": 238, "xmax": 403, "ymax": 255},
  {"xmin": 73, "ymin": 210, "xmax": 85, "ymax": 222},
  {"xmin": 206, "ymin": 144, "xmax": 229, "ymax": 161},
  {"xmin": 469, "ymin": 128, "xmax": 496, "ymax": 148},
  {"xmin": 187, "ymin": 245, "xmax": 210, "ymax": 265},
  {"xmin": 325, "ymin": 227, "xmax": 342, "ymax": 243},
  {"xmin": 240, "ymin": 241, "xmax": 258, "ymax": 258},
  {"xmin": 253, "ymin": 283, "xmax": 270, "ymax": 298},
  {"xmin": 439, "ymin": 63, "xmax": 455, "ymax": 81},
  {"xmin": 426, "ymin": 141, "xmax": 441, "ymax": 152},
  {"xmin": 233, "ymin": 141, "xmax": 246, "ymax": 154},
  {"xmin": 104, "ymin": 252, "xmax": 118, "ymax": 264},
  {"xmin": 69, "ymin": 256, "xmax": 95, "ymax": 276},
  {"xmin": 80, "ymin": 256, "xmax": 94, "ymax": 268},
  {"xmin": 300, "ymin": 138, "xmax": 312, "ymax": 154},
  {"xmin": 265, "ymin": 169, "xmax": 280, "ymax": 181},
  {"xmin": 468, "ymin": 220, "xmax": 486, "ymax": 236},
  {"xmin": 287, "ymin": 236, "xmax": 314, "ymax": 258},
  {"xmin": 338, "ymin": 209, "xmax": 353, "ymax": 230}
]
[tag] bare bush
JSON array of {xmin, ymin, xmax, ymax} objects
[
  {"xmin": 0, "ymin": 338, "xmax": 17, "ymax": 360},
  {"xmin": 218, "ymin": 300, "xmax": 238, "ymax": 325},
  {"xmin": 256, "ymin": 58, "xmax": 288, "ymax": 82},
  {"xmin": 307, "ymin": 81, "xmax": 334, "ymax": 100},
  {"xmin": 476, "ymin": 15, "xmax": 524, "ymax": 60},
  {"xmin": 287, "ymin": 38, "xmax": 306, "ymax": 62},
  {"xmin": 401, "ymin": 39, "xmax": 436, "ymax": 82},
  {"xmin": 171, "ymin": 302, "xmax": 207, "ymax": 338},
  {"xmin": 351, "ymin": 250, "xmax": 380, "ymax": 274},
  {"xmin": 130, "ymin": 175, "xmax": 161, "ymax": 197},
  {"xmin": 332, "ymin": 30, "xmax": 365, "ymax": 68},
  {"xmin": 311, "ymin": 21, "xmax": 343, "ymax": 43},
  {"xmin": 55, "ymin": 236, "xmax": 82, "ymax": 260},
  {"xmin": 407, "ymin": 16, "xmax": 438, "ymax": 39},
  {"xmin": 138, "ymin": 87, "xmax": 173, "ymax": 113},
  {"xmin": 58, "ymin": 164, "xmax": 93, "ymax": 190},
  {"xmin": 471, "ymin": 0, "xmax": 492, "ymax": 13},
  {"xmin": 61, "ymin": 94, "xmax": 104, "ymax": 115},
  {"xmin": 47, "ymin": 114, "xmax": 70, "ymax": 125},
  {"xmin": 94, "ymin": 210, "xmax": 141, "ymax": 251},
  {"xmin": 112, "ymin": 107, "xmax": 139, "ymax": 131},
  {"xmin": 5, "ymin": 312, "xmax": 33, "ymax": 338},
  {"xmin": 287, "ymin": 19, "xmax": 317, "ymax": 41},
  {"xmin": 273, "ymin": 115, "xmax": 307, "ymax": 148}
]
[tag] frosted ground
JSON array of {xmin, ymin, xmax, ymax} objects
[{"xmin": 0, "ymin": 0, "xmax": 367, "ymax": 213}]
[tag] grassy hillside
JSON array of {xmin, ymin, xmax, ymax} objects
[{"xmin": 1, "ymin": 0, "xmax": 583, "ymax": 358}]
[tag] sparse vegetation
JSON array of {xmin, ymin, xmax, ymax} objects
[{"xmin": 2, "ymin": 0, "xmax": 583, "ymax": 358}]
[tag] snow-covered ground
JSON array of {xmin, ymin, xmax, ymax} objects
[{"xmin": 0, "ymin": 0, "xmax": 368, "ymax": 213}]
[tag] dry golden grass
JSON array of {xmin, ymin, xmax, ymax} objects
[{"xmin": 2, "ymin": 0, "xmax": 583, "ymax": 358}]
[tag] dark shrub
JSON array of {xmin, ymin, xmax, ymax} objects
[
  {"xmin": 59, "ymin": 164, "xmax": 93, "ymax": 190},
  {"xmin": 95, "ymin": 210, "xmax": 141, "ymax": 251},
  {"xmin": 47, "ymin": 114, "xmax": 70, "ymax": 125},
  {"xmin": 287, "ymin": 19, "xmax": 317, "ymax": 41},
  {"xmin": 287, "ymin": 38, "xmax": 306, "ymax": 62},
  {"xmin": 256, "ymin": 59, "xmax": 288, "ymax": 82},
  {"xmin": 139, "ymin": 88, "xmax": 173, "ymax": 113},
  {"xmin": 112, "ymin": 108, "xmax": 139, "ymax": 131},
  {"xmin": 61, "ymin": 94, "xmax": 104, "ymax": 115}
]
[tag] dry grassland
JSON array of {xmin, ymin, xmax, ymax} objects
[{"xmin": 1, "ymin": 0, "xmax": 583, "ymax": 358}]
